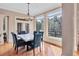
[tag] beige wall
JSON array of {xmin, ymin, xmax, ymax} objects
[
  {"xmin": 0, "ymin": 9, "xmax": 35, "ymax": 44},
  {"xmin": 62, "ymin": 3, "xmax": 74, "ymax": 56},
  {"xmin": 74, "ymin": 4, "xmax": 77, "ymax": 51},
  {"xmin": 76, "ymin": 4, "xmax": 79, "ymax": 51},
  {"xmin": 0, "ymin": 14, "xmax": 4, "ymax": 44}
]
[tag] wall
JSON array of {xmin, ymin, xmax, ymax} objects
[
  {"xmin": 0, "ymin": 14, "xmax": 4, "ymax": 45},
  {"xmin": 62, "ymin": 3, "xmax": 74, "ymax": 56},
  {"xmin": 74, "ymin": 4, "xmax": 77, "ymax": 51},
  {"xmin": 76, "ymin": 4, "xmax": 79, "ymax": 51},
  {"xmin": 44, "ymin": 37, "xmax": 62, "ymax": 46}
]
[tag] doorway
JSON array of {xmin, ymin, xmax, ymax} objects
[{"xmin": 3, "ymin": 16, "xmax": 9, "ymax": 43}]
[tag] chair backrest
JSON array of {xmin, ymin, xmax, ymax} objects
[
  {"xmin": 18, "ymin": 31, "xmax": 27, "ymax": 34},
  {"xmin": 11, "ymin": 32, "xmax": 18, "ymax": 46},
  {"xmin": 33, "ymin": 31, "xmax": 42, "ymax": 48}
]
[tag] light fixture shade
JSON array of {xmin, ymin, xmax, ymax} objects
[
  {"xmin": 26, "ymin": 15, "xmax": 31, "ymax": 20},
  {"xmin": 26, "ymin": 3, "xmax": 33, "ymax": 21},
  {"xmin": 26, "ymin": 16, "xmax": 34, "ymax": 21}
]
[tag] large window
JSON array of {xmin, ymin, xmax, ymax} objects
[
  {"xmin": 48, "ymin": 8, "xmax": 62, "ymax": 38},
  {"xmin": 25, "ymin": 23, "xmax": 29, "ymax": 33},
  {"xmin": 36, "ymin": 16, "xmax": 44, "ymax": 31},
  {"xmin": 3, "ymin": 16, "xmax": 9, "ymax": 31},
  {"xmin": 17, "ymin": 23, "xmax": 22, "ymax": 33},
  {"xmin": 16, "ymin": 18, "xmax": 30, "ymax": 33}
]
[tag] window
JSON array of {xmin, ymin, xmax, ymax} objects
[
  {"xmin": 48, "ymin": 8, "xmax": 62, "ymax": 38},
  {"xmin": 3, "ymin": 16, "xmax": 9, "ymax": 32},
  {"xmin": 36, "ymin": 16, "xmax": 44, "ymax": 31},
  {"xmin": 3, "ymin": 17, "xmax": 6, "ymax": 31},
  {"xmin": 3, "ymin": 16, "xmax": 9, "ymax": 31},
  {"xmin": 17, "ymin": 23, "xmax": 22, "ymax": 33},
  {"xmin": 25, "ymin": 23, "xmax": 29, "ymax": 33}
]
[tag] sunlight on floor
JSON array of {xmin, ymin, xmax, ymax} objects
[{"xmin": 0, "ymin": 42, "xmax": 62, "ymax": 56}]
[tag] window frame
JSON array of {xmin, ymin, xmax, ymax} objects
[
  {"xmin": 47, "ymin": 8, "xmax": 62, "ymax": 38},
  {"xmin": 36, "ymin": 16, "xmax": 44, "ymax": 31}
]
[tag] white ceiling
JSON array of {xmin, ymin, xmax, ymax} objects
[{"xmin": 0, "ymin": 3, "xmax": 61, "ymax": 16}]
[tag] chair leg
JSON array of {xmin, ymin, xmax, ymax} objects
[
  {"xmin": 42, "ymin": 41, "xmax": 43, "ymax": 48},
  {"xmin": 27, "ymin": 45, "xmax": 29, "ymax": 51},
  {"xmin": 40, "ymin": 46, "xmax": 41, "ymax": 52},
  {"xmin": 42, "ymin": 41, "xmax": 43, "ymax": 46},
  {"xmin": 16, "ymin": 47, "xmax": 18, "ymax": 54},
  {"xmin": 42, "ymin": 41, "xmax": 44, "ymax": 51},
  {"xmin": 33, "ymin": 49, "xmax": 35, "ymax": 56},
  {"xmin": 14, "ymin": 46, "xmax": 16, "ymax": 50},
  {"xmin": 13, "ymin": 43, "xmax": 15, "ymax": 47}
]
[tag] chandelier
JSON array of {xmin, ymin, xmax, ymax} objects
[{"xmin": 26, "ymin": 3, "xmax": 32, "ymax": 21}]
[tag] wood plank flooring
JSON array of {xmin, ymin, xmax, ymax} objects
[{"xmin": 0, "ymin": 42, "xmax": 62, "ymax": 56}]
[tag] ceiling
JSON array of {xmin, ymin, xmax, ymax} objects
[{"xmin": 0, "ymin": 3, "xmax": 61, "ymax": 16}]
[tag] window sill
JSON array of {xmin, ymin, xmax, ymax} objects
[
  {"xmin": 48, "ymin": 36, "xmax": 62, "ymax": 42},
  {"xmin": 44, "ymin": 36, "xmax": 62, "ymax": 47}
]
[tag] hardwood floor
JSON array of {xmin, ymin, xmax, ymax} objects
[
  {"xmin": 74, "ymin": 51, "xmax": 79, "ymax": 56},
  {"xmin": 0, "ymin": 42, "xmax": 62, "ymax": 56}
]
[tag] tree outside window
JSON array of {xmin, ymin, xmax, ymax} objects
[{"xmin": 48, "ymin": 9, "xmax": 62, "ymax": 38}]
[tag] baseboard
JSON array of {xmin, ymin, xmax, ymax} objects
[{"xmin": 44, "ymin": 40, "xmax": 62, "ymax": 48}]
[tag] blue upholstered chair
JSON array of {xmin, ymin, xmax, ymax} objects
[
  {"xmin": 26, "ymin": 31, "xmax": 42, "ymax": 56},
  {"xmin": 11, "ymin": 32, "xmax": 27, "ymax": 53}
]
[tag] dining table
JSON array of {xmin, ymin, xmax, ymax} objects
[{"xmin": 17, "ymin": 33, "xmax": 34, "ymax": 42}]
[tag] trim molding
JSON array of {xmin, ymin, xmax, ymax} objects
[
  {"xmin": 35, "ymin": 6, "xmax": 61, "ymax": 17},
  {"xmin": 44, "ymin": 40, "xmax": 62, "ymax": 48}
]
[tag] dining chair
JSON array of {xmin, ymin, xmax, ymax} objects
[
  {"xmin": 11, "ymin": 32, "xmax": 27, "ymax": 53},
  {"xmin": 26, "ymin": 31, "xmax": 42, "ymax": 56},
  {"xmin": 34, "ymin": 31, "xmax": 44, "ymax": 41},
  {"xmin": 18, "ymin": 31, "xmax": 27, "ymax": 34}
]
